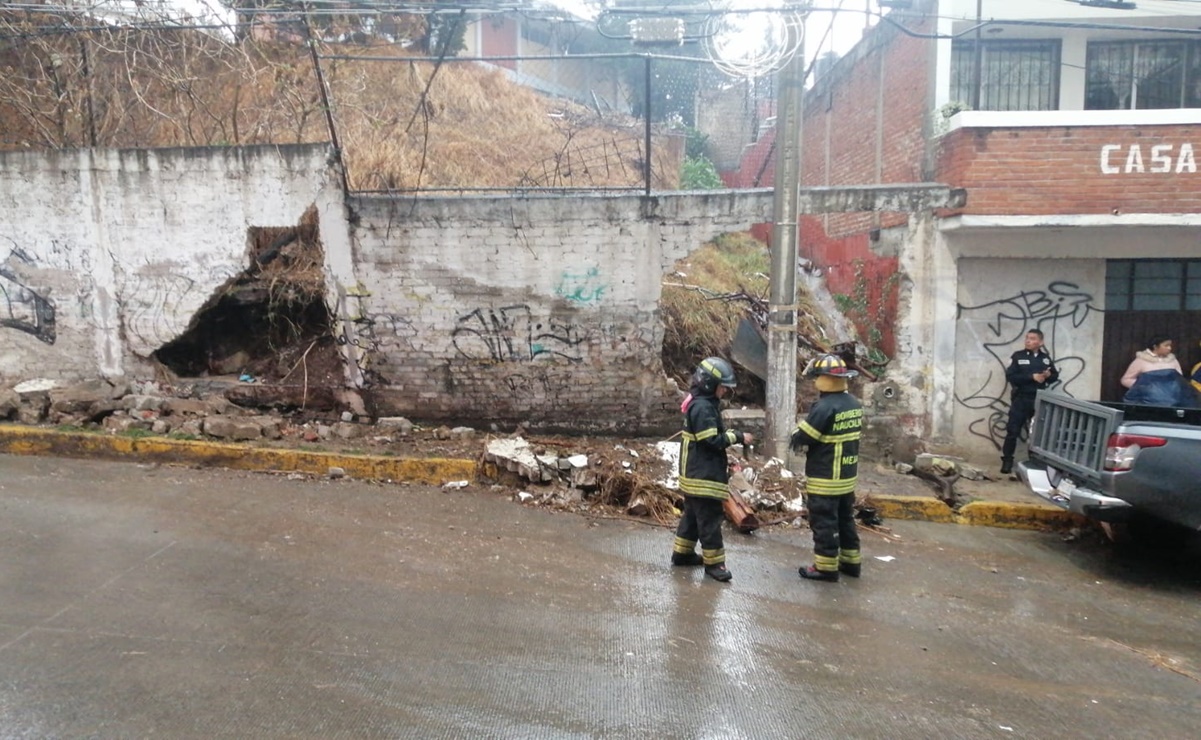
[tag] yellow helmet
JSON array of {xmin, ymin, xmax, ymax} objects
[{"xmin": 805, "ymin": 353, "xmax": 859, "ymax": 379}]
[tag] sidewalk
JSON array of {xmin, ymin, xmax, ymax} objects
[{"xmin": 0, "ymin": 423, "xmax": 1083, "ymax": 531}]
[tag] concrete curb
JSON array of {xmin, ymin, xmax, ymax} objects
[
  {"xmin": 869, "ymin": 494, "xmax": 1087, "ymax": 530},
  {"xmin": 0, "ymin": 425, "xmax": 1082, "ymax": 530},
  {"xmin": 0, "ymin": 424, "xmax": 476, "ymax": 485}
]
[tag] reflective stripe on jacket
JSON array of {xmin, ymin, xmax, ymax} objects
[
  {"xmin": 679, "ymin": 393, "xmax": 742, "ymax": 500},
  {"xmin": 791, "ymin": 391, "xmax": 863, "ymax": 496}
]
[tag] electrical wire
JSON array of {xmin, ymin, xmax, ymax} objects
[{"xmin": 701, "ymin": 1, "xmax": 808, "ymax": 78}]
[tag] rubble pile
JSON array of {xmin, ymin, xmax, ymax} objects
[
  {"xmin": 0, "ymin": 377, "xmax": 892, "ymax": 532},
  {"xmin": 483, "ymin": 436, "xmax": 809, "ymax": 529},
  {"xmin": 0, "ymin": 377, "xmax": 431, "ymax": 446}
]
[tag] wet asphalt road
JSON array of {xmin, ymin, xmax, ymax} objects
[{"xmin": 2, "ymin": 454, "xmax": 1200, "ymax": 739}]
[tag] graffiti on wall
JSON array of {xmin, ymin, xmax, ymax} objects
[
  {"xmin": 555, "ymin": 266, "xmax": 607, "ymax": 304},
  {"xmin": 0, "ymin": 245, "xmax": 56, "ymax": 344},
  {"xmin": 955, "ymin": 281, "xmax": 1097, "ymax": 450},
  {"xmin": 453, "ymin": 304, "xmax": 586, "ymax": 362},
  {"xmin": 504, "ymin": 367, "xmax": 573, "ymax": 406},
  {"xmin": 114, "ymin": 265, "xmax": 235, "ymax": 350}
]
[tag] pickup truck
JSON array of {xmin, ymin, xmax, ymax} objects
[{"xmin": 1017, "ymin": 391, "xmax": 1201, "ymax": 532}]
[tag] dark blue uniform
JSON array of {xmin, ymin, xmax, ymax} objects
[{"xmin": 1002, "ymin": 348, "xmax": 1058, "ymax": 469}]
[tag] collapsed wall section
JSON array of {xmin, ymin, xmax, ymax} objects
[{"xmin": 0, "ymin": 144, "xmax": 343, "ymax": 385}]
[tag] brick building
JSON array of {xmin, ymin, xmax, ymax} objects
[{"xmin": 728, "ymin": 0, "xmax": 1201, "ymax": 461}]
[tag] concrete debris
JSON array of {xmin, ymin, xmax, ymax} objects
[
  {"xmin": 377, "ymin": 417, "xmax": 415, "ymax": 435},
  {"xmin": 516, "ymin": 491, "xmax": 534, "ymax": 503},
  {"xmin": 13, "ymin": 378, "xmax": 58, "ymax": 394},
  {"xmin": 328, "ymin": 467, "xmax": 346, "ymax": 479},
  {"xmin": 484, "ymin": 437, "xmax": 555, "ymax": 483},
  {"xmin": 443, "ymin": 480, "xmax": 470, "ymax": 490}
]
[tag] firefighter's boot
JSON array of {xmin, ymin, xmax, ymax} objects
[
  {"xmin": 671, "ymin": 551, "xmax": 704, "ymax": 567},
  {"xmin": 705, "ymin": 563, "xmax": 733, "ymax": 582},
  {"xmin": 799, "ymin": 564, "xmax": 839, "ymax": 582}
]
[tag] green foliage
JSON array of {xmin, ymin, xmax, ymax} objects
[
  {"xmin": 681, "ymin": 156, "xmax": 724, "ymax": 190},
  {"xmin": 685, "ymin": 127, "xmax": 709, "ymax": 159},
  {"xmin": 54, "ymin": 424, "xmax": 90, "ymax": 433},
  {"xmin": 119, "ymin": 427, "xmax": 155, "ymax": 439},
  {"xmin": 168, "ymin": 432, "xmax": 199, "ymax": 441}
]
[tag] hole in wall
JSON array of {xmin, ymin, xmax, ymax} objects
[{"xmin": 151, "ymin": 206, "xmax": 343, "ymax": 393}]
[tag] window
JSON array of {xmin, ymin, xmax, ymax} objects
[
  {"xmin": 1106, "ymin": 260, "xmax": 1201, "ymax": 311},
  {"xmin": 1086, "ymin": 41, "xmax": 1201, "ymax": 110},
  {"xmin": 951, "ymin": 40, "xmax": 1060, "ymax": 111}
]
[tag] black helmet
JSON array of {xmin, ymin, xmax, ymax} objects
[
  {"xmin": 691, "ymin": 357, "xmax": 737, "ymax": 395},
  {"xmin": 804, "ymin": 353, "xmax": 859, "ymax": 379}
]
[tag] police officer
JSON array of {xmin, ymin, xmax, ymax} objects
[
  {"xmin": 671, "ymin": 357, "xmax": 753, "ymax": 583},
  {"xmin": 792, "ymin": 354, "xmax": 864, "ymax": 582},
  {"xmin": 1001, "ymin": 329, "xmax": 1058, "ymax": 475}
]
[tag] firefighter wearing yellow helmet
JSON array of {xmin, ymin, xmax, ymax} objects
[
  {"xmin": 671, "ymin": 357, "xmax": 754, "ymax": 582},
  {"xmin": 791, "ymin": 353, "xmax": 864, "ymax": 582}
]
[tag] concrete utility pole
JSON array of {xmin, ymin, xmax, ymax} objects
[{"xmin": 765, "ymin": 12, "xmax": 806, "ymax": 461}]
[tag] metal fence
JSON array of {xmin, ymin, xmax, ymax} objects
[{"xmin": 0, "ymin": 13, "xmax": 777, "ymax": 195}]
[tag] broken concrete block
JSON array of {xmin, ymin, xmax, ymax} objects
[
  {"xmin": 204, "ymin": 397, "xmax": 239, "ymax": 415},
  {"xmin": 316, "ymin": 424, "xmax": 332, "ymax": 440},
  {"xmin": 570, "ymin": 468, "xmax": 599, "ymax": 491},
  {"xmin": 151, "ymin": 419, "xmax": 172, "ymax": 435},
  {"xmin": 49, "ymin": 380, "xmax": 126, "ymax": 415},
  {"xmin": 433, "ymin": 426, "xmax": 453, "ymax": 440},
  {"xmin": 332, "ymin": 421, "xmax": 363, "ymax": 440},
  {"xmin": 202, "ymin": 417, "xmax": 262, "ymax": 441},
  {"xmin": 451, "ymin": 426, "xmax": 475, "ymax": 440},
  {"xmin": 377, "ymin": 417, "xmax": 414, "ymax": 435},
  {"xmin": 16, "ymin": 398, "xmax": 48, "ymax": 424},
  {"xmin": 161, "ymin": 398, "xmax": 208, "ymax": 416},
  {"xmin": 341, "ymin": 411, "xmax": 355, "ymax": 423},
  {"xmin": 251, "ymin": 416, "xmax": 282, "ymax": 440},
  {"xmin": 177, "ymin": 419, "xmax": 204, "ymax": 437},
  {"xmin": 484, "ymin": 437, "xmax": 555, "ymax": 483},
  {"xmin": 123, "ymin": 395, "xmax": 164, "ymax": 412},
  {"xmin": 103, "ymin": 415, "xmax": 151, "ymax": 433},
  {"xmin": 12, "ymin": 378, "xmax": 58, "ymax": 394},
  {"xmin": 914, "ymin": 453, "xmax": 960, "ymax": 476},
  {"xmin": 328, "ymin": 467, "xmax": 346, "ymax": 479}
]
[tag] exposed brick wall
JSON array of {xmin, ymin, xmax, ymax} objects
[
  {"xmin": 797, "ymin": 7, "xmax": 936, "ymax": 354},
  {"xmin": 344, "ymin": 191, "xmax": 773, "ymax": 433},
  {"xmin": 935, "ymin": 124, "xmax": 1201, "ymax": 215}
]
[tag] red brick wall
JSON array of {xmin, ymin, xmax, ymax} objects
[
  {"xmin": 480, "ymin": 16, "xmax": 517, "ymax": 70},
  {"xmin": 935, "ymin": 124, "xmax": 1201, "ymax": 215},
  {"xmin": 795, "ymin": 10, "xmax": 936, "ymax": 356}
]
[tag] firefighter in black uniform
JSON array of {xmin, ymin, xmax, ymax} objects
[
  {"xmin": 1000, "ymin": 329, "xmax": 1058, "ymax": 475},
  {"xmin": 792, "ymin": 354, "xmax": 864, "ymax": 582},
  {"xmin": 671, "ymin": 357, "xmax": 754, "ymax": 582}
]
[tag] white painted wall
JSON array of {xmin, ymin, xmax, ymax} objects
[
  {"xmin": 0, "ymin": 146, "xmax": 344, "ymax": 383},
  {"xmin": 952, "ymin": 257, "xmax": 1105, "ymax": 459}
]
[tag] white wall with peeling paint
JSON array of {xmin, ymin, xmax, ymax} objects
[{"xmin": 0, "ymin": 145, "xmax": 343, "ymax": 382}]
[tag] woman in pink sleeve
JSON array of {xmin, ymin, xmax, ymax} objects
[{"xmin": 1121, "ymin": 335, "xmax": 1182, "ymax": 389}]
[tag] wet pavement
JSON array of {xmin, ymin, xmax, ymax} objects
[{"xmin": 2, "ymin": 454, "xmax": 1200, "ymax": 739}]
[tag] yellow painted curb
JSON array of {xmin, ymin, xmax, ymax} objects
[
  {"xmin": 0, "ymin": 424, "xmax": 477, "ymax": 485},
  {"xmin": 869, "ymin": 493, "xmax": 1086, "ymax": 530},
  {"xmin": 868, "ymin": 495, "xmax": 958, "ymax": 524}
]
